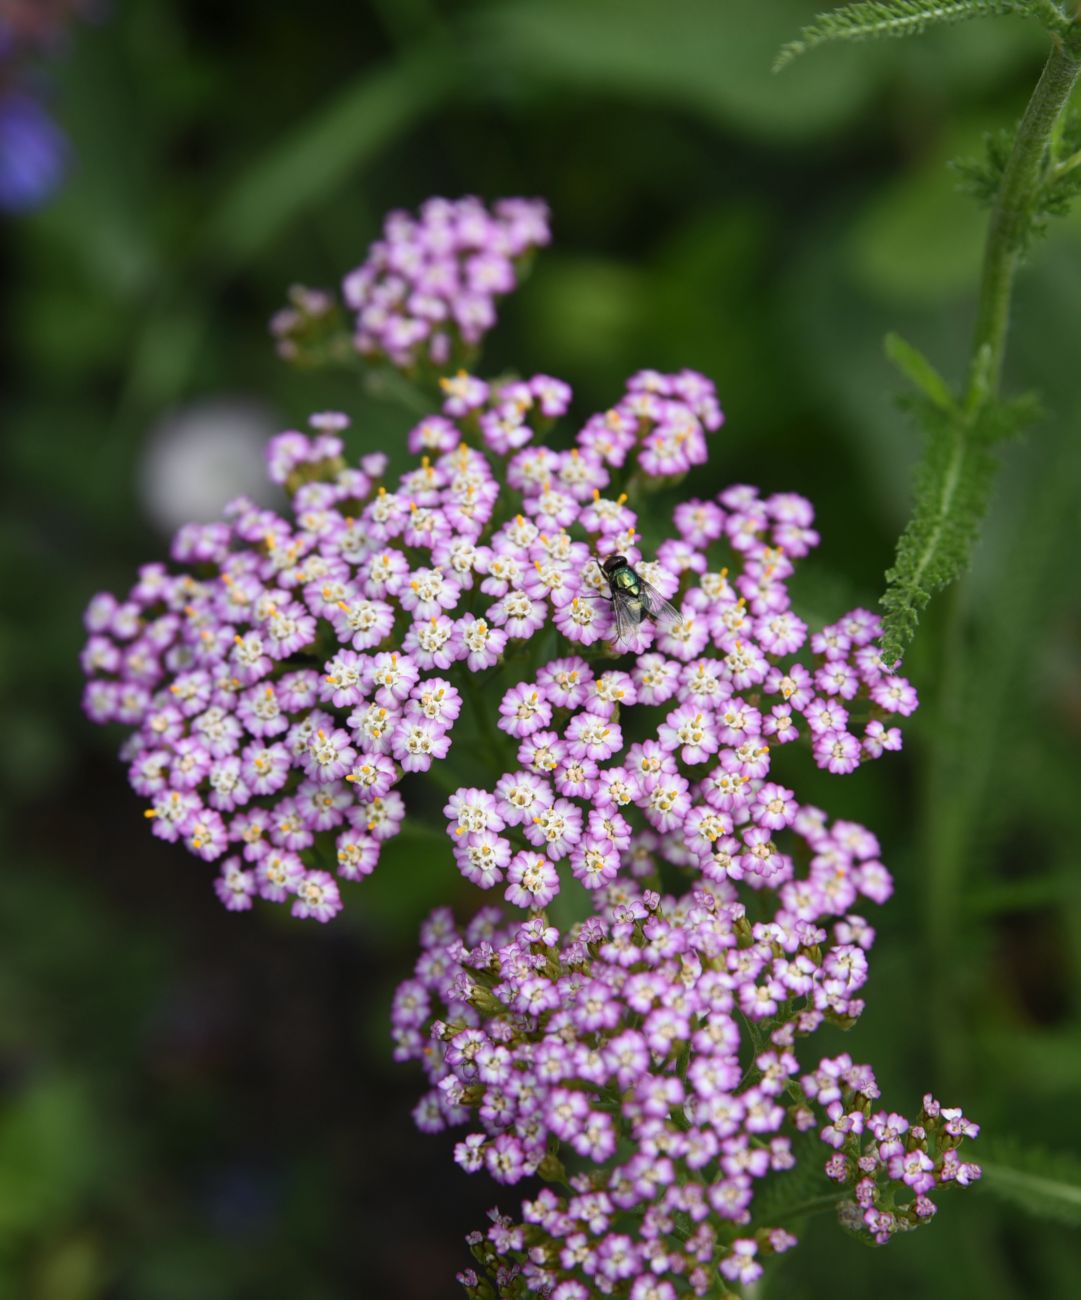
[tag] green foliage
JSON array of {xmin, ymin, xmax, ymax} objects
[
  {"xmin": 980, "ymin": 1140, "xmax": 1081, "ymax": 1226},
  {"xmin": 876, "ymin": 29, "xmax": 1080, "ymax": 661},
  {"xmin": 775, "ymin": 1, "xmax": 1065, "ymax": 71},
  {"xmin": 1039, "ymin": 155, "xmax": 1081, "ymax": 213},
  {"xmin": 952, "ymin": 126, "xmax": 1015, "ymax": 207},
  {"xmin": 884, "ymin": 332, "xmax": 955, "ymax": 411},
  {"xmin": 954, "ymin": 110, "xmax": 1081, "ymax": 252},
  {"xmin": 878, "ymin": 354, "xmax": 1041, "ymax": 662},
  {"xmin": 1036, "ymin": 106, "xmax": 1081, "ymax": 223},
  {"xmin": 4, "ymin": 3, "xmax": 1081, "ymax": 1297},
  {"xmin": 0, "ymin": 1077, "xmax": 114, "ymax": 1240}
]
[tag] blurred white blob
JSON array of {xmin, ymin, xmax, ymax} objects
[{"xmin": 139, "ymin": 398, "xmax": 280, "ymax": 533}]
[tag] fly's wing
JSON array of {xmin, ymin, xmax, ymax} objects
[
  {"xmin": 639, "ymin": 580, "xmax": 683, "ymax": 630},
  {"xmin": 611, "ymin": 591, "xmax": 637, "ymax": 644}
]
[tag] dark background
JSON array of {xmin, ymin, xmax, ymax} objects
[{"xmin": 2, "ymin": 2, "xmax": 1080, "ymax": 1297}]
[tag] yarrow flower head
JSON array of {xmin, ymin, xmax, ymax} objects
[
  {"xmin": 273, "ymin": 195, "xmax": 551, "ymax": 373},
  {"xmin": 396, "ymin": 878, "xmax": 979, "ymax": 1297},
  {"xmin": 82, "ymin": 195, "xmax": 977, "ymax": 1297},
  {"xmin": 81, "ymin": 358, "xmax": 916, "ymax": 926},
  {"xmin": 81, "ymin": 353, "xmax": 919, "ymax": 930}
]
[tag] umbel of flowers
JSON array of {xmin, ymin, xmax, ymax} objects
[
  {"xmin": 271, "ymin": 195, "xmax": 551, "ymax": 371},
  {"xmin": 396, "ymin": 877, "xmax": 979, "ymax": 1298},
  {"xmin": 79, "ymin": 195, "xmax": 979, "ymax": 1296},
  {"xmin": 81, "ymin": 366, "xmax": 913, "ymax": 923}
]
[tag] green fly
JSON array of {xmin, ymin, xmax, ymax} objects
[{"xmin": 596, "ymin": 554, "xmax": 682, "ymax": 644}]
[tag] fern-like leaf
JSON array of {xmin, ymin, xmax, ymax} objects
[
  {"xmin": 952, "ymin": 128, "xmax": 1015, "ymax": 209},
  {"xmin": 1036, "ymin": 110, "xmax": 1081, "ymax": 230},
  {"xmin": 955, "ymin": 110, "xmax": 1081, "ymax": 251},
  {"xmin": 980, "ymin": 1139, "xmax": 1081, "ymax": 1226},
  {"xmin": 1041, "ymin": 162, "xmax": 1081, "ymax": 215},
  {"xmin": 775, "ymin": 1, "xmax": 1066, "ymax": 71},
  {"xmin": 879, "ymin": 389, "xmax": 1040, "ymax": 664}
]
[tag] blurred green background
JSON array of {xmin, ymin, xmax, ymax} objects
[{"xmin": 2, "ymin": 1, "xmax": 1080, "ymax": 1297}]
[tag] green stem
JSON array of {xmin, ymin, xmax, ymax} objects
[
  {"xmin": 879, "ymin": 36, "xmax": 1081, "ymax": 664},
  {"xmin": 363, "ymin": 365, "xmax": 440, "ymax": 416},
  {"xmin": 765, "ymin": 1190, "xmax": 847, "ymax": 1222},
  {"xmin": 967, "ymin": 36, "xmax": 1081, "ymax": 403},
  {"xmin": 922, "ymin": 31, "xmax": 1081, "ymax": 1086}
]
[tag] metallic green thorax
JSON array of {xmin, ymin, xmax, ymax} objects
[
  {"xmin": 609, "ymin": 564, "xmax": 641, "ymax": 595},
  {"xmin": 599, "ymin": 555, "xmax": 647, "ymax": 624}
]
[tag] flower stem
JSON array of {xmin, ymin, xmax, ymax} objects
[
  {"xmin": 764, "ymin": 1190, "xmax": 846, "ymax": 1221},
  {"xmin": 967, "ymin": 35, "xmax": 1081, "ymax": 405},
  {"xmin": 362, "ymin": 364, "xmax": 438, "ymax": 415}
]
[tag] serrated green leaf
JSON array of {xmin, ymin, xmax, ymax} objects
[
  {"xmin": 776, "ymin": 0, "xmax": 1064, "ymax": 71},
  {"xmin": 880, "ymin": 403, "xmax": 996, "ymax": 660},
  {"xmin": 952, "ymin": 127, "xmax": 1016, "ymax": 208},
  {"xmin": 879, "ymin": 389, "xmax": 1040, "ymax": 662}
]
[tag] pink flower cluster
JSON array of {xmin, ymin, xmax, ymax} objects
[
  {"xmin": 340, "ymin": 195, "xmax": 551, "ymax": 369},
  {"xmin": 439, "ymin": 403, "xmax": 916, "ymax": 905},
  {"xmin": 434, "ymin": 364, "xmax": 722, "ymax": 481},
  {"xmin": 394, "ymin": 875, "xmax": 978, "ymax": 1298},
  {"xmin": 80, "ymin": 365, "xmax": 914, "ymax": 925},
  {"xmin": 82, "ymin": 191, "xmax": 981, "ymax": 1300},
  {"xmin": 79, "ymin": 407, "xmax": 549, "ymax": 922}
]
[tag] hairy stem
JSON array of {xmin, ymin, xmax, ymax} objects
[
  {"xmin": 880, "ymin": 30, "xmax": 1081, "ymax": 662},
  {"xmin": 924, "ymin": 32, "xmax": 1081, "ymax": 1086},
  {"xmin": 968, "ymin": 35, "xmax": 1081, "ymax": 402}
]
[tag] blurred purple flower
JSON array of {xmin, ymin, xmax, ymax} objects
[{"xmin": 0, "ymin": 91, "xmax": 67, "ymax": 211}]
